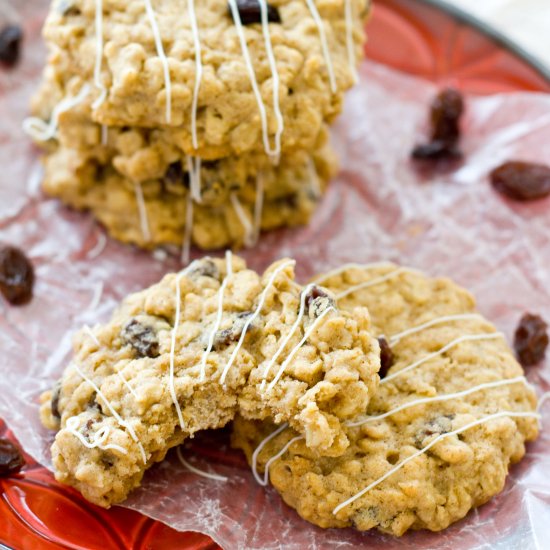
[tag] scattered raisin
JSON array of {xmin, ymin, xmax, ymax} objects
[
  {"xmin": 490, "ymin": 161, "xmax": 550, "ymax": 202},
  {"xmin": 514, "ymin": 313, "xmax": 548, "ymax": 367},
  {"xmin": 0, "ymin": 25, "xmax": 23, "ymax": 67},
  {"xmin": 0, "ymin": 438, "xmax": 25, "ymax": 476},
  {"xmin": 378, "ymin": 337, "xmax": 394, "ymax": 378},
  {"xmin": 412, "ymin": 88, "xmax": 464, "ymax": 161},
  {"xmin": 121, "ymin": 319, "xmax": 160, "ymax": 358},
  {"xmin": 0, "ymin": 245, "xmax": 35, "ymax": 305},
  {"xmin": 304, "ymin": 286, "xmax": 335, "ymax": 317},
  {"xmin": 165, "ymin": 162, "xmax": 185, "ymax": 184},
  {"xmin": 229, "ymin": 0, "xmax": 281, "ymax": 25}
]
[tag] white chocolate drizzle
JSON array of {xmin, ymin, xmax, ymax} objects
[
  {"xmin": 381, "ymin": 332, "xmax": 505, "ymax": 385},
  {"xmin": 199, "ymin": 251, "xmax": 233, "ymax": 382},
  {"xmin": 143, "ymin": 0, "xmax": 172, "ymax": 124},
  {"xmin": 252, "ymin": 173, "xmax": 265, "ymax": 246},
  {"xmin": 312, "ymin": 262, "xmax": 396, "ymax": 285},
  {"xmin": 181, "ymin": 192, "xmax": 194, "ymax": 265},
  {"xmin": 187, "ymin": 0, "xmax": 203, "ymax": 149},
  {"xmin": 539, "ymin": 392, "xmax": 550, "ymax": 412},
  {"xmin": 71, "ymin": 362, "xmax": 146, "ymax": 463},
  {"xmin": 186, "ymin": 156, "xmax": 202, "ymax": 203},
  {"xmin": 88, "ymin": 281, "xmax": 104, "ymax": 311},
  {"xmin": 260, "ymin": 283, "xmax": 315, "ymax": 390},
  {"xmin": 219, "ymin": 259, "xmax": 296, "ymax": 386},
  {"xmin": 230, "ymin": 193, "xmax": 255, "ymax": 248},
  {"xmin": 346, "ymin": 376, "xmax": 529, "ymax": 427},
  {"xmin": 169, "ymin": 260, "xmax": 201, "ymax": 430},
  {"xmin": 258, "ymin": 0, "xmax": 284, "ymax": 159},
  {"xmin": 335, "ymin": 267, "xmax": 416, "ymax": 300},
  {"xmin": 388, "ymin": 314, "xmax": 484, "ymax": 345},
  {"xmin": 22, "ymin": 84, "xmax": 91, "ymax": 141},
  {"xmin": 304, "ymin": 0, "xmax": 337, "ymax": 93},
  {"xmin": 266, "ymin": 306, "xmax": 336, "ymax": 392},
  {"xmin": 133, "ymin": 182, "xmax": 151, "ymax": 242},
  {"xmin": 92, "ymin": 0, "xmax": 107, "ymax": 110},
  {"xmin": 177, "ymin": 447, "xmax": 228, "ymax": 482},
  {"xmin": 117, "ymin": 369, "xmax": 138, "ymax": 400},
  {"xmin": 251, "ymin": 423, "xmax": 289, "ymax": 485},
  {"xmin": 87, "ymin": 231, "xmax": 107, "ymax": 260},
  {"xmin": 83, "ymin": 325, "xmax": 100, "ymax": 346},
  {"xmin": 65, "ymin": 416, "xmax": 128, "ymax": 455},
  {"xmin": 344, "ymin": 0, "xmax": 358, "ymax": 82},
  {"xmin": 227, "ymin": 0, "xmax": 278, "ymax": 160},
  {"xmin": 332, "ymin": 410, "xmax": 541, "ymax": 515}
]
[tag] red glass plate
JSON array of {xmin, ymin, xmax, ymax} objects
[{"xmin": 1, "ymin": 1, "xmax": 549, "ymax": 549}]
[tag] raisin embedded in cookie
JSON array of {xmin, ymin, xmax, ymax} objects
[
  {"xmin": 40, "ymin": 256, "xmax": 380, "ymax": 507},
  {"xmin": 231, "ymin": 264, "xmax": 540, "ymax": 535}
]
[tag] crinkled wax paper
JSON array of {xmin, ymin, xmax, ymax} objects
[{"xmin": 1, "ymin": 2, "xmax": 550, "ymax": 549}]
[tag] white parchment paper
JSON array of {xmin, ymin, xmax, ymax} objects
[{"xmin": 0, "ymin": 2, "xmax": 549, "ymax": 549}]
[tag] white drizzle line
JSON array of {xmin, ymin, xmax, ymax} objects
[
  {"xmin": 186, "ymin": 156, "xmax": 202, "ymax": 203},
  {"xmin": 219, "ymin": 259, "xmax": 296, "ymax": 386},
  {"xmin": 22, "ymin": 84, "xmax": 91, "ymax": 141},
  {"xmin": 87, "ymin": 232, "xmax": 107, "ymax": 260},
  {"xmin": 83, "ymin": 325, "xmax": 100, "ymax": 346},
  {"xmin": 134, "ymin": 182, "xmax": 151, "ymax": 243},
  {"xmin": 258, "ymin": 0, "xmax": 284, "ymax": 159},
  {"xmin": 258, "ymin": 434, "xmax": 304, "ymax": 486},
  {"xmin": 389, "ymin": 314, "xmax": 484, "ymax": 345},
  {"xmin": 65, "ymin": 417, "xmax": 128, "ymax": 455},
  {"xmin": 227, "ymin": 0, "xmax": 277, "ymax": 159},
  {"xmin": 252, "ymin": 173, "xmax": 264, "ymax": 246},
  {"xmin": 304, "ymin": 0, "xmax": 337, "ymax": 93},
  {"xmin": 230, "ymin": 193, "xmax": 255, "ymax": 248},
  {"xmin": 143, "ymin": 0, "xmax": 172, "ymax": 124},
  {"xmin": 199, "ymin": 251, "xmax": 233, "ymax": 382},
  {"xmin": 312, "ymin": 262, "xmax": 396, "ymax": 285},
  {"xmin": 335, "ymin": 267, "xmax": 414, "ymax": 300},
  {"xmin": 169, "ymin": 260, "xmax": 201, "ymax": 431},
  {"xmin": 251, "ymin": 423, "xmax": 289, "ymax": 485},
  {"xmin": 332, "ymin": 410, "xmax": 541, "ymax": 515},
  {"xmin": 307, "ymin": 158, "xmax": 321, "ymax": 199},
  {"xmin": 266, "ymin": 306, "xmax": 336, "ymax": 393},
  {"xmin": 181, "ymin": 192, "xmax": 194, "ymax": 265},
  {"xmin": 347, "ymin": 376, "xmax": 529, "ymax": 427},
  {"xmin": 176, "ymin": 447, "xmax": 228, "ymax": 482},
  {"xmin": 92, "ymin": 0, "xmax": 107, "ymax": 110},
  {"xmin": 538, "ymin": 392, "xmax": 550, "ymax": 411},
  {"xmin": 381, "ymin": 333, "xmax": 505, "ymax": 385},
  {"xmin": 344, "ymin": 0, "xmax": 358, "ymax": 82},
  {"xmin": 187, "ymin": 0, "xmax": 202, "ymax": 149},
  {"xmin": 88, "ymin": 281, "xmax": 104, "ymax": 311},
  {"xmin": 260, "ymin": 284, "xmax": 315, "ymax": 391},
  {"xmin": 117, "ymin": 369, "xmax": 138, "ymax": 400},
  {"xmin": 71, "ymin": 362, "xmax": 146, "ymax": 463}
]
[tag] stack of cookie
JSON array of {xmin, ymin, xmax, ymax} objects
[
  {"xmin": 40, "ymin": 255, "xmax": 540, "ymax": 534},
  {"xmin": 25, "ymin": 0, "xmax": 370, "ymax": 255}
]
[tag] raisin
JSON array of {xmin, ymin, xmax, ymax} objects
[
  {"xmin": 304, "ymin": 286, "xmax": 335, "ymax": 317},
  {"xmin": 51, "ymin": 382, "xmax": 62, "ymax": 420},
  {"xmin": 490, "ymin": 161, "xmax": 550, "ymax": 202},
  {"xmin": 213, "ymin": 312, "xmax": 254, "ymax": 350},
  {"xmin": 378, "ymin": 337, "xmax": 394, "ymax": 378},
  {"xmin": 0, "ymin": 245, "xmax": 35, "ymax": 305},
  {"xmin": 190, "ymin": 259, "xmax": 220, "ymax": 280},
  {"xmin": 412, "ymin": 88, "xmax": 464, "ymax": 161},
  {"xmin": 229, "ymin": 0, "xmax": 281, "ymax": 25},
  {"xmin": 0, "ymin": 25, "xmax": 23, "ymax": 67},
  {"xmin": 121, "ymin": 319, "xmax": 160, "ymax": 358},
  {"xmin": 165, "ymin": 162, "xmax": 184, "ymax": 184},
  {"xmin": 514, "ymin": 313, "xmax": 548, "ymax": 367},
  {"xmin": 0, "ymin": 438, "xmax": 25, "ymax": 476}
]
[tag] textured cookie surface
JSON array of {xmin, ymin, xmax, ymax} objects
[
  {"xmin": 40, "ymin": 257, "xmax": 380, "ymax": 507},
  {"xmin": 232, "ymin": 264, "xmax": 539, "ymax": 535},
  {"xmin": 41, "ymin": 140, "xmax": 334, "ymax": 250},
  {"xmin": 40, "ymin": 0, "xmax": 369, "ymax": 157}
]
